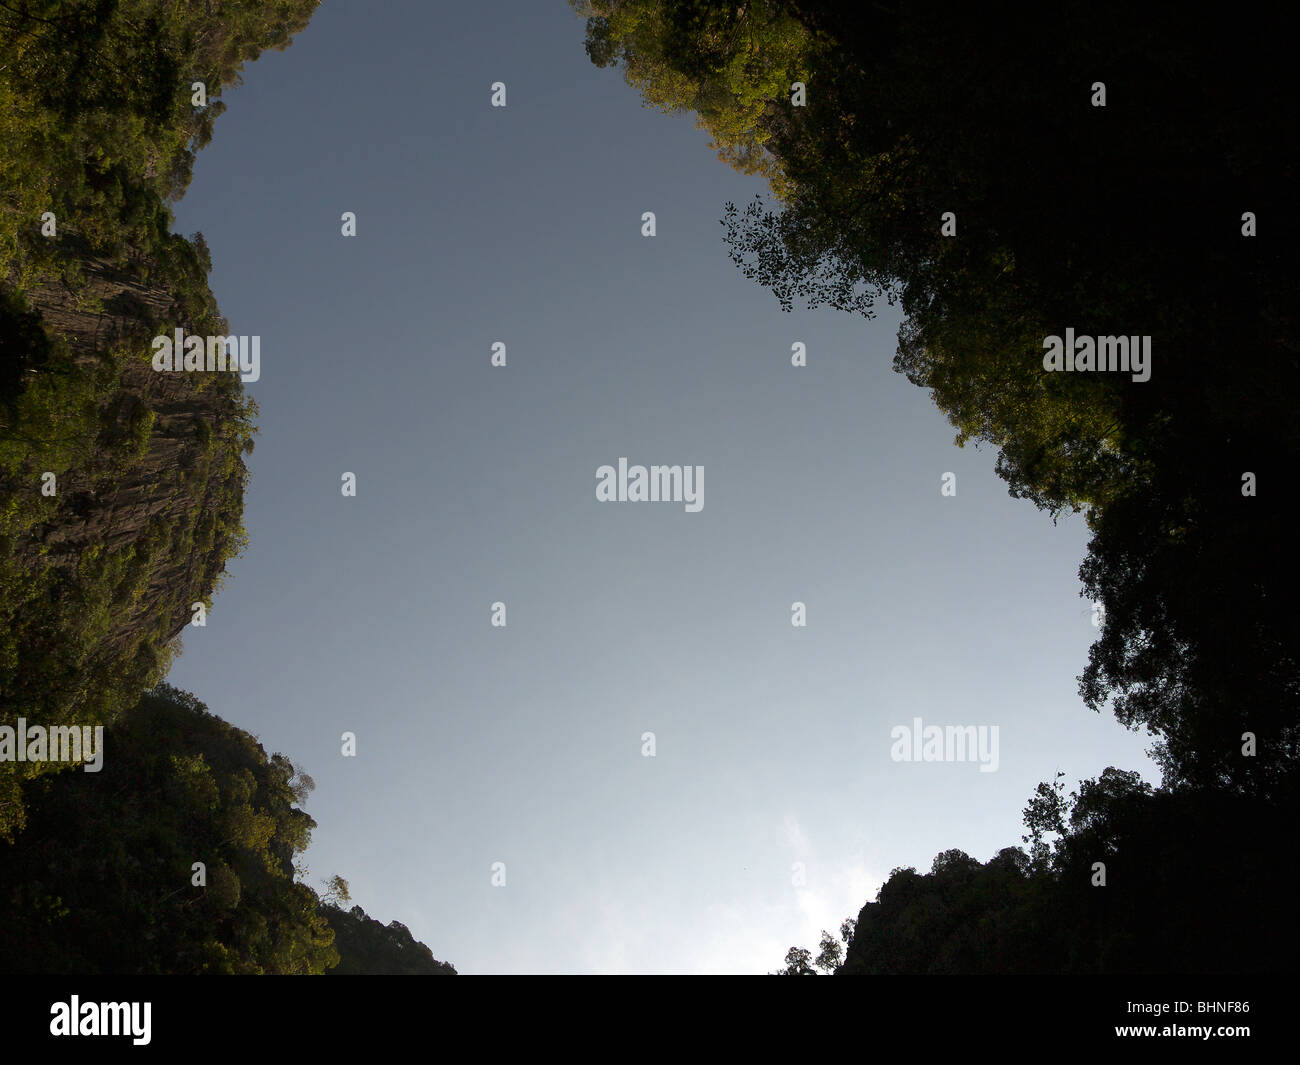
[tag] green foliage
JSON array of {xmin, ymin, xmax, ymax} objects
[
  {"xmin": 0, "ymin": 679, "xmax": 453, "ymax": 974},
  {"xmin": 826, "ymin": 769, "xmax": 1298, "ymax": 974},
  {"xmin": 0, "ymin": 0, "xmax": 300, "ymax": 839},
  {"xmin": 570, "ymin": 0, "xmax": 817, "ymax": 196},
  {"xmin": 0, "ymin": 684, "xmax": 338, "ymax": 973},
  {"xmin": 581, "ymin": 1, "xmax": 1300, "ymax": 792},
  {"xmin": 0, "ymin": 4, "xmax": 456, "ymax": 979},
  {"xmin": 322, "ymin": 903, "xmax": 458, "ymax": 976},
  {"xmin": 0, "ymin": 0, "xmax": 320, "ymax": 286},
  {"xmin": 0, "ymin": 301, "xmax": 257, "ymax": 839}
]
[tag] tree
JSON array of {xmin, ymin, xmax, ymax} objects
[
  {"xmin": 321, "ymin": 874, "xmax": 351, "ymax": 907},
  {"xmin": 569, "ymin": 0, "xmax": 818, "ymax": 196},
  {"xmin": 835, "ymin": 768, "xmax": 1299, "ymax": 974},
  {"xmin": 580, "ymin": 0, "xmax": 1300, "ymax": 792},
  {"xmin": 773, "ymin": 946, "xmax": 816, "ymax": 975},
  {"xmin": 0, "ymin": 684, "xmax": 337, "ymax": 973},
  {"xmin": 322, "ymin": 903, "xmax": 457, "ymax": 975},
  {"xmin": 0, "ymin": 682, "xmax": 456, "ymax": 975},
  {"xmin": 773, "ymin": 919, "xmax": 857, "ymax": 974}
]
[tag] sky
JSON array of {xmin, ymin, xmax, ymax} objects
[{"xmin": 165, "ymin": 0, "xmax": 1158, "ymax": 974}]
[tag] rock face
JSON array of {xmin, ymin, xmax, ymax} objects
[
  {"xmin": 0, "ymin": 235, "xmax": 253, "ymax": 840},
  {"xmin": 1, "ymin": 0, "xmax": 319, "ymax": 843}
]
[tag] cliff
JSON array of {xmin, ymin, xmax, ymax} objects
[
  {"xmin": 0, "ymin": 0, "xmax": 317, "ymax": 840},
  {"xmin": 0, "ymin": 231, "xmax": 253, "ymax": 839}
]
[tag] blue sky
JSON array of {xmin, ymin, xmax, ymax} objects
[{"xmin": 165, "ymin": 0, "xmax": 1158, "ymax": 973}]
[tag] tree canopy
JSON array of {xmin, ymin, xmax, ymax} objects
[
  {"xmin": 578, "ymin": 0, "xmax": 1300, "ymax": 794},
  {"xmin": 0, "ymin": 683, "xmax": 455, "ymax": 974},
  {"xmin": 779, "ymin": 767, "xmax": 1298, "ymax": 974},
  {"xmin": 0, "ymin": 684, "xmax": 336, "ymax": 973}
]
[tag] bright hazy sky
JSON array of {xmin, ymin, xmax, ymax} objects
[{"xmin": 166, "ymin": 0, "xmax": 1157, "ymax": 974}]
